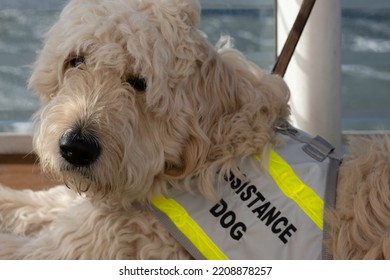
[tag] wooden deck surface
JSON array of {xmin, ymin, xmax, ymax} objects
[{"xmin": 0, "ymin": 154, "xmax": 60, "ymax": 191}]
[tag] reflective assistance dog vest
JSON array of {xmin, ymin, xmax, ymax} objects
[{"xmin": 152, "ymin": 124, "xmax": 341, "ymax": 260}]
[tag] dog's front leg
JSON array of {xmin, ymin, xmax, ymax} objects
[
  {"xmin": 0, "ymin": 185, "xmax": 81, "ymax": 236},
  {"xmin": 0, "ymin": 202, "xmax": 191, "ymax": 260},
  {"xmin": 0, "ymin": 198, "xmax": 95, "ymax": 260},
  {"xmin": 0, "ymin": 233, "xmax": 30, "ymax": 259}
]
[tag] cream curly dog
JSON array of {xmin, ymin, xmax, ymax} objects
[{"xmin": 0, "ymin": 0, "xmax": 389, "ymax": 259}]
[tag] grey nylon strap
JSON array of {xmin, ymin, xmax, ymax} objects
[{"xmin": 321, "ymin": 155, "xmax": 342, "ymax": 260}]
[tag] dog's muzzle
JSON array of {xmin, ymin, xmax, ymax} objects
[{"xmin": 59, "ymin": 128, "xmax": 101, "ymax": 167}]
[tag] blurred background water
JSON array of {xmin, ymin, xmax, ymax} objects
[{"xmin": 0, "ymin": 0, "xmax": 389, "ymax": 133}]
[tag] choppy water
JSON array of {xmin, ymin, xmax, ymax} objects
[
  {"xmin": 0, "ymin": 0, "xmax": 389, "ymax": 133},
  {"xmin": 340, "ymin": 8, "xmax": 390, "ymax": 130}
]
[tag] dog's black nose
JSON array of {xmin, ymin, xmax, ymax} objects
[{"xmin": 59, "ymin": 129, "xmax": 101, "ymax": 167}]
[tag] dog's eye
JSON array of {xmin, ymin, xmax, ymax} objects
[
  {"xmin": 68, "ymin": 56, "xmax": 85, "ymax": 68},
  {"xmin": 126, "ymin": 76, "xmax": 147, "ymax": 92}
]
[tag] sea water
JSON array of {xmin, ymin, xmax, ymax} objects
[{"xmin": 0, "ymin": 0, "xmax": 389, "ymax": 133}]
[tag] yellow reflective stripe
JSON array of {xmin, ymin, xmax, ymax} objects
[
  {"xmin": 152, "ymin": 196, "xmax": 229, "ymax": 260},
  {"xmin": 256, "ymin": 151, "xmax": 324, "ymax": 230}
]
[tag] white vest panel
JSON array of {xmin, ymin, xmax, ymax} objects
[{"xmin": 152, "ymin": 126, "xmax": 340, "ymax": 259}]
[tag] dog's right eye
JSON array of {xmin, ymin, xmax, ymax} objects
[
  {"xmin": 126, "ymin": 76, "xmax": 147, "ymax": 92},
  {"xmin": 67, "ymin": 56, "xmax": 85, "ymax": 68}
]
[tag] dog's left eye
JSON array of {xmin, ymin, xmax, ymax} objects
[
  {"xmin": 126, "ymin": 76, "xmax": 147, "ymax": 92},
  {"xmin": 68, "ymin": 56, "xmax": 85, "ymax": 68}
]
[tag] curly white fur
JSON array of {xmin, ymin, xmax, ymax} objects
[{"xmin": 0, "ymin": 0, "xmax": 389, "ymax": 259}]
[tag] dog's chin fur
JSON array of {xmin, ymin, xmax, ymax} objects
[{"xmin": 0, "ymin": 0, "xmax": 389, "ymax": 259}]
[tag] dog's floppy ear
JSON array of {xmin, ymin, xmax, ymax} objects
[
  {"xmin": 28, "ymin": 42, "xmax": 64, "ymax": 104},
  {"xmin": 164, "ymin": 38, "xmax": 290, "ymax": 183}
]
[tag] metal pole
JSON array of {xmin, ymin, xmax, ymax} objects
[{"xmin": 275, "ymin": 0, "xmax": 342, "ymax": 151}]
